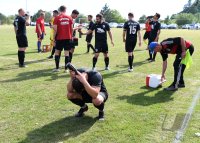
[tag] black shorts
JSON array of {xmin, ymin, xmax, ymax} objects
[
  {"xmin": 16, "ymin": 35, "xmax": 28, "ymax": 48},
  {"xmin": 143, "ymin": 31, "xmax": 150, "ymax": 40},
  {"xmin": 56, "ymin": 39, "xmax": 71, "ymax": 51},
  {"xmin": 81, "ymin": 91, "xmax": 108, "ymax": 103},
  {"xmin": 125, "ymin": 39, "xmax": 137, "ymax": 52},
  {"xmin": 86, "ymin": 34, "xmax": 93, "ymax": 43},
  {"xmin": 95, "ymin": 43, "xmax": 108, "ymax": 53}
]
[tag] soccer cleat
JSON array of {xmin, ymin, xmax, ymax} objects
[
  {"xmin": 164, "ymin": 84, "xmax": 178, "ymax": 91},
  {"xmin": 64, "ymin": 69, "xmax": 69, "ymax": 73},
  {"xmin": 146, "ymin": 58, "xmax": 152, "ymax": 61},
  {"xmin": 48, "ymin": 55, "xmax": 53, "ymax": 59},
  {"xmin": 92, "ymin": 67, "xmax": 96, "ymax": 71},
  {"xmin": 105, "ymin": 67, "xmax": 110, "ymax": 70},
  {"xmin": 149, "ymin": 59, "xmax": 155, "ymax": 62},
  {"xmin": 178, "ymin": 83, "xmax": 185, "ymax": 88},
  {"xmin": 52, "ymin": 68, "xmax": 60, "ymax": 72},
  {"xmin": 19, "ymin": 64, "xmax": 28, "ymax": 68},
  {"xmin": 128, "ymin": 67, "xmax": 133, "ymax": 72},
  {"xmin": 75, "ymin": 105, "xmax": 88, "ymax": 117},
  {"xmin": 97, "ymin": 111, "xmax": 104, "ymax": 121}
]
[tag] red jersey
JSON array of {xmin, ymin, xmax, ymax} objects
[
  {"xmin": 36, "ymin": 17, "xmax": 45, "ymax": 33},
  {"xmin": 145, "ymin": 21, "xmax": 151, "ymax": 32},
  {"xmin": 53, "ymin": 14, "xmax": 73, "ymax": 40}
]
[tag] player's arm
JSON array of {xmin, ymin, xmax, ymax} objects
[
  {"xmin": 138, "ymin": 30, "xmax": 142, "ymax": 46},
  {"xmin": 53, "ymin": 24, "xmax": 57, "ymax": 41},
  {"xmin": 123, "ymin": 29, "xmax": 126, "ymax": 42},
  {"xmin": 108, "ymin": 30, "xmax": 114, "ymax": 46},
  {"xmin": 37, "ymin": 22, "xmax": 42, "ymax": 35},
  {"xmin": 67, "ymin": 78, "xmax": 74, "ymax": 93},
  {"xmin": 180, "ymin": 37, "xmax": 186, "ymax": 58},
  {"xmin": 81, "ymin": 29, "xmax": 93, "ymax": 35},
  {"xmin": 14, "ymin": 26, "xmax": 17, "ymax": 35},
  {"xmin": 25, "ymin": 16, "xmax": 30, "ymax": 26}
]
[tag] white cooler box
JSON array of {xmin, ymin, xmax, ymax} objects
[{"xmin": 146, "ymin": 74, "xmax": 164, "ymax": 88}]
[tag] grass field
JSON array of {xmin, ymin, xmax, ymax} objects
[{"xmin": 0, "ymin": 25, "xmax": 200, "ymax": 143}]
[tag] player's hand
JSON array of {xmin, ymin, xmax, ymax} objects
[
  {"xmin": 181, "ymin": 51, "xmax": 186, "ymax": 59},
  {"xmin": 53, "ymin": 41, "xmax": 56, "ymax": 47},
  {"xmin": 161, "ymin": 75, "xmax": 166, "ymax": 82},
  {"xmin": 123, "ymin": 38, "xmax": 126, "ymax": 43},
  {"xmin": 75, "ymin": 71, "xmax": 87, "ymax": 84},
  {"xmin": 69, "ymin": 70, "xmax": 76, "ymax": 78},
  {"xmin": 111, "ymin": 41, "xmax": 114, "ymax": 47},
  {"xmin": 139, "ymin": 41, "xmax": 142, "ymax": 47}
]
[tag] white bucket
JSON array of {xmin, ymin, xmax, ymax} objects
[{"xmin": 146, "ymin": 74, "xmax": 165, "ymax": 88}]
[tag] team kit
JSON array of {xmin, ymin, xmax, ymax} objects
[{"xmin": 14, "ymin": 6, "xmax": 194, "ymax": 120}]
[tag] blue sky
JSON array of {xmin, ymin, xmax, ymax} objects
[{"xmin": 0, "ymin": 0, "xmax": 191, "ymax": 20}]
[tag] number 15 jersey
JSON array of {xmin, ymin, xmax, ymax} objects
[{"xmin": 123, "ymin": 20, "xmax": 140, "ymax": 40}]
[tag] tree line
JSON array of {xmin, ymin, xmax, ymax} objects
[{"xmin": 0, "ymin": 2, "xmax": 199, "ymax": 25}]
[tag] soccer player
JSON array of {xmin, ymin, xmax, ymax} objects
[
  {"xmin": 13, "ymin": 8, "xmax": 30, "ymax": 67},
  {"xmin": 36, "ymin": 11, "xmax": 45, "ymax": 53},
  {"xmin": 85, "ymin": 15, "xmax": 95, "ymax": 53},
  {"xmin": 69, "ymin": 9, "xmax": 80, "ymax": 63},
  {"xmin": 80, "ymin": 14, "xmax": 114, "ymax": 70},
  {"xmin": 52, "ymin": 5, "xmax": 73, "ymax": 72},
  {"xmin": 67, "ymin": 68, "xmax": 108, "ymax": 120},
  {"xmin": 143, "ymin": 16, "xmax": 152, "ymax": 48},
  {"xmin": 149, "ymin": 37, "xmax": 194, "ymax": 91},
  {"xmin": 147, "ymin": 13, "xmax": 161, "ymax": 62},
  {"xmin": 123, "ymin": 12, "xmax": 141, "ymax": 72},
  {"xmin": 48, "ymin": 10, "xmax": 59, "ymax": 59}
]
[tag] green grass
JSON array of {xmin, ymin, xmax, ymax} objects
[{"xmin": 0, "ymin": 25, "xmax": 200, "ymax": 143}]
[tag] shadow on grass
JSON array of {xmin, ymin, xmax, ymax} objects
[
  {"xmin": 1, "ymin": 68, "xmax": 70, "ymax": 82},
  {"xmin": 19, "ymin": 116, "xmax": 96, "ymax": 143},
  {"xmin": 117, "ymin": 86, "xmax": 175, "ymax": 106},
  {"xmin": 116, "ymin": 60, "xmax": 149, "ymax": 69},
  {"xmin": 101, "ymin": 69, "xmax": 128, "ymax": 79},
  {"xmin": 1, "ymin": 50, "xmax": 38, "ymax": 56}
]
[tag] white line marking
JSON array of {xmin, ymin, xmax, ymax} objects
[{"xmin": 173, "ymin": 88, "xmax": 200, "ymax": 143}]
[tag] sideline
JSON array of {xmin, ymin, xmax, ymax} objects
[{"xmin": 173, "ymin": 88, "xmax": 200, "ymax": 143}]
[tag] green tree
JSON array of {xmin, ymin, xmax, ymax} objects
[
  {"xmin": 164, "ymin": 16, "xmax": 170, "ymax": 24},
  {"xmin": 0, "ymin": 13, "xmax": 7, "ymax": 24},
  {"xmin": 32, "ymin": 10, "xmax": 51, "ymax": 22},
  {"xmin": 76, "ymin": 14, "xmax": 87, "ymax": 23},
  {"xmin": 175, "ymin": 13, "xmax": 196, "ymax": 25},
  {"xmin": 138, "ymin": 15, "xmax": 146, "ymax": 23}
]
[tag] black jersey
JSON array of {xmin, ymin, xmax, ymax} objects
[
  {"xmin": 87, "ymin": 21, "xmax": 94, "ymax": 35},
  {"xmin": 13, "ymin": 16, "xmax": 26, "ymax": 36},
  {"xmin": 90, "ymin": 22, "xmax": 110, "ymax": 44},
  {"xmin": 149, "ymin": 21, "xmax": 160, "ymax": 40},
  {"xmin": 123, "ymin": 20, "xmax": 140, "ymax": 40},
  {"xmin": 81, "ymin": 70, "xmax": 108, "ymax": 93}
]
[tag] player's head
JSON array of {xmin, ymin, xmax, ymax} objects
[
  {"xmin": 96, "ymin": 14, "xmax": 103, "ymax": 24},
  {"xmin": 88, "ymin": 15, "xmax": 93, "ymax": 21},
  {"xmin": 154, "ymin": 13, "xmax": 160, "ymax": 20},
  {"xmin": 149, "ymin": 42, "xmax": 162, "ymax": 53},
  {"xmin": 71, "ymin": 9, "xmax": 79, "ymax": 19},
  {"xmin": 53, "ymin": 10, "xmax": 59, "ymax": 17},
  {"xmin": 128, "ymin": 12, "xmax": 134, "ymax": 20},
  {"xmin": 18, "ymin": 8, "xmax": 25, "ymax": 16},
  {"xmin": 40, "ymin": 11, "xmax": 45, "ymax": 19},
  {"xmin": 72, "ymin": 78, "xmax": 84, "ymax": 93},
  {"xmin": 59, "ymin": 5, "xmax": 67, "ymax": 13}
]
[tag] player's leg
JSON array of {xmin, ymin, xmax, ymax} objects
[
  {"xmin": 53, "ymin": 40, "xmax": 62, "ymax": 71},
  {"xmin": 37, "ymin": 33, "xmax": 43, "ymax": 53},
  {"xmin": 93, "ymin": 52, "xmax": 99, "ymax": 70},
  {"xmin": 92, "ymin": 92, "xmax": 108, "ymax": 120},
  {"xmin": 103, "ymin": 52, "xmax": 109, "ymax": 70},
  {"xmin": 17, "ymin": 35, "xmax": 28, "ymax": 67},
  {"xmin": 64, "ymin": 40, "xmax": 71, "ymax": 72}
]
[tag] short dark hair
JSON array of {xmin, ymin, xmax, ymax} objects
[
  {"xmin": 72, "ymin": 9, "xmax": 79, "ymax": 15},
  {"xmin": 155, "ymin": 13, "xmax": 160, "ymax": 19},
  {"xmin": 96, "ymin": 14, "xmax": 103, "ymax": 19},
  {"xmin": 88, "ymin": 15, "xmax": 93, "ymax": 18},
  {"xmin": 128, "ymin": 12, "xmax": 134, "ymax": 17},
  {"xmin": 59, "ymin": 5, "xmax": 66, "ymax": 12},
  {"xmin": 18, "ymin": 8, "xmax": 23, "ymax": 13},
  {"xmin": 53, "ymin": 10, "xmax": 59, "ymax": 14},
  {"xmin": 72, "ymin": 78, "xmax": 84, "ymax": 93}
]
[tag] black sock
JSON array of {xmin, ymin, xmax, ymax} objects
[
  {"xmin": 55, "ymin": 55, "xmax": 60, "ymax": 69},
  {"xmin": 18, "ymin": 51, "xmax": 24, "ymax": 65},
  {"xmin": 18, "ymin": 51, "xmax": 22, "ymax": 65},
  {"xmin": 149, "ymin": 50, "xmax": 152, "ymax": 59},
  {"xmin": 21, "ymin": 51, "xmax": 25, "ymax": 65},
  {"xmin": 89, "ymin": 44, "xmax": 95, "ymax": 52},
  {"xmin": 69, "ymin": 52, "xmax": 73, "ymax": 63},
  {"xmin": 104, "ymin": 57, "xmax": 109, "ymax": 67},
  {"xmin": 93, "ymin": 57, "xmax": 97, "ymax": 68},
  {"xmin": 94, "ymin": 102, "xmax": 104, "ymax": 111},
  {"xmin": 69, "ymin": 99, "xmax": 85, "ymax": 107},
  {"xmin": 65, "ymin": 56, "xmax": 70, "ymax": 69},
  {"xmin": 51, "ymin": 46, "xmax": 56, "ymax": 56},
  {"xmin": 87, "ymin": 44, "xmax": 90, "ymax": 52},
  {"xmin": 153, "ymin": 52, "xmax": 157, "ymax": 60},
  {"xmin": 128, "ymin": 56, "xmax": 132, "ymax": 69}
]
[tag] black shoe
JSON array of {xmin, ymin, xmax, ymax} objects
[
  {"xmin": 146, "ymin": 58, "xmax": 152, "ymax": 61},
  {"xmin": 97, "ymin": 111, "xmax": 104, "ymax": 121},
  {"xmin": 178, "ymin": 83, "xmax": 185, "ymax": 88},
  {"xmin": 149, "ymin": 59, "xmax": 155, "ymax": 62},
  {"xmin": 48, "ymin": 55, "xmax": 53, "ymax": 59},
  {"xmin": 164, "ymin": 84, "xmax": 178, "ymax": 91},
  {"xmin": 75, "ymin": 105, "xmax": 88, "ymax": 117}
]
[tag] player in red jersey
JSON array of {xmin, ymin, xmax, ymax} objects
[
  {"xmin": 36, "ymin": 11, "xmax": 45, "ymax": 53},
  {"xmin": 52, "ymin": 5, "xmax": 73, "ymax": 72}
]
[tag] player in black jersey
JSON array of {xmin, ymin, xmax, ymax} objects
[
  {"xmin": 147, "ymin": 13, "xmax": 161, "ymax": 62},
  {"xmin": 67, "ymin": 68, "xmax": 108, "ymax": 120},
  {"xmin": 80, "ymin": 14, "xmax": 114, "ymax": 70},
  {"xmin": 13, "ymin": 8, "xmax": 30, "ymax": 67},
  {"xmin": 85, "ymin": 15, "xmax": 95, "ymax": 53},
  {"xmin": 123, "ymin": 12, "xmax": 141, "ymax": 72}
]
